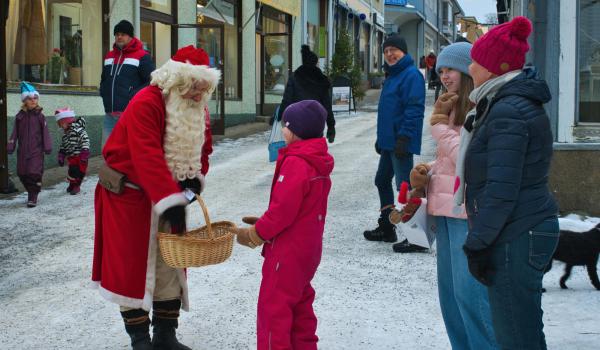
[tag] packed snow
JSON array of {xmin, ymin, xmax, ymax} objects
[{"xmin": 1, "ymin": 109, "xmax": 599, "ymax": 349}]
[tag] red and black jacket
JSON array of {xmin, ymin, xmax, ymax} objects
[{"xmin": 99, "ymin": 37, "xmax": 155, "ymax": 114}]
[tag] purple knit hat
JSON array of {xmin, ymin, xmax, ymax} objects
[{"xmin": 282, "ymin": 100, "xmax": 326, "ymax": 140}]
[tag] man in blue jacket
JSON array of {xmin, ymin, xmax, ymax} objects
[
  {"xmin": 100, "ymin": 20, "xmax": 155, "ymax": 146},
  {"xmin": 364, "ymin": 34, "xmax": 426, "ymax": 253}
]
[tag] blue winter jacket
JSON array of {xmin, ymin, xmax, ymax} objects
[
  {"xmin": 99, "ymin": 37, "xmax": 155, "ymax": 114},
  {"xmin": 376, "ymin": 54, "xmax": 425, "ymax": 154},
  {"xmin": 464, "ymin": 68, "xmax": 559, "ymax": 251}
]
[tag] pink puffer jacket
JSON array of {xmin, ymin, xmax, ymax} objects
[{"xmin": 427, "ymin": 108, "xmax": 467, "ymax": 219}]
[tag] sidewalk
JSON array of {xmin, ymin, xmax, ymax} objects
[{"xmin": 1, "ymin": 121, "xmax": 272, "ymax": 199}]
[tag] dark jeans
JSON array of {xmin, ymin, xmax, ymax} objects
[
  {"xmin": 374, "ymin": 150, "xmax": 413, "ymax": 209},
  {"xmin": 487, "ymin": 217, "xmax": 559, "ymax": 350}
]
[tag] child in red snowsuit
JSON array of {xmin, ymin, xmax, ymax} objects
[
  {"xmin": 236, "ymin": 100, "xmax": 334, "ymax": 350},
  {"xmin": 55, "ymin": 108, "xmax": 90, "ymax": 195}
]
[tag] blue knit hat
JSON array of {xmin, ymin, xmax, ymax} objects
[
  {"xmin": 20, "ymin": 81, "xmax": 39, "ymax": 101},
  {"xmin": 435, "ymin": 42, "xmax": 473, "ymax": 75},
  {"xmin": 283, "ymin": 100, "xmax": 326, "ymax": 140}
]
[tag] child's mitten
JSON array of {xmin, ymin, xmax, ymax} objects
[
  {"xmin": 235, "ymin": 226, "xmax": 264, "ymax": 249},
  {"xmin": 242, "ymin": 216, "xmax": 260, "ymax": 225},
  {"xmin": 80, "ymin": 149, "xmax": 90, "ymax": 164}
]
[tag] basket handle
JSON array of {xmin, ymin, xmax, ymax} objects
[{"xmin": 195, "ymin": 194, "xmax": 213, "ymax": 239}]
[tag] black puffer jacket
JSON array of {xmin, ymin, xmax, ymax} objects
[
  {"xmin": 464, "ymin": 67, "xmax": 559, "ymax": 250},
  {"xmin": 278, "ymin": 65, "xmax": 335, "ymax": 131}
]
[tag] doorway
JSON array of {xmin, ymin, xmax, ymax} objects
[{"xmin": 175, "ymin": 24, "xmax": 226, "ymax": 135}]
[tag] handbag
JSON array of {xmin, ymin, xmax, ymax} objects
[
  {"xmin": 268, "ymin": 106, "xmax": 286, "ymax": 162},
  {"xmin": 98, "ymin": 162, "xmax": 126, "ymax": 194}
]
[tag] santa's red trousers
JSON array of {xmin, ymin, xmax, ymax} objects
[
  {"xmin": 67, "ymin": 155, "xmax": 88, "ymax": 186},
  {"xmin": 257, "ymin": 253, "xmax": 319, "ymax": 350}
]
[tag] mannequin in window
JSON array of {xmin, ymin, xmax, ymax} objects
[{"xmin": 13, "ymin": 0, "xmax": 48, "ymax": 82}]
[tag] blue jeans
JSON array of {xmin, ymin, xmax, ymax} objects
[
  {"xmin": 102, "ymin": 113, "xmax": 120, "ymax": 147},
  {"xmin": 487, "ymin": 217, "xmax": 559, "ymax": 350},
  {"xmin": 374, "ymin": 150, "xmax": 413, "ymax": 208},
  {"xmin": 436, "ymin": 216, "xmax": 498, "ymax": 350}
]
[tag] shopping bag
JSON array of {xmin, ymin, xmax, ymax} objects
[
  {"xmin": 268, "ymin": 106, "xmax": 286, "ymax": 162},
  {"xmin": 401, "ymin": 198, "xmax": 436, "ymax": 249}
]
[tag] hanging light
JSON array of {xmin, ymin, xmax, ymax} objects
[{"xmin": 359, "ymin": 13, "xmax": 366, "ymax": 21}]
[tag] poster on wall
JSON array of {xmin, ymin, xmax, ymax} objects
[{"xmin": 332, "ymin": 86, "xmax": 352, "ymax": 112}]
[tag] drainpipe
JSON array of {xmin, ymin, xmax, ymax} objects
[{"xmin": 134, "ymin": 0, "xmax": 140, "ymax": 38}]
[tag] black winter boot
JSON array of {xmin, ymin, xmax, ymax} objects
[
  {"xmin": 121, "ymin": 309, "xmax": 152, "ymax": 350},
  {"xmin": 152, "ymin": 299, "xmax": 191, "ymax": 350},
  {"xmin": 364, "ymin": 208, "xmax": 397, "ymax": 242}
]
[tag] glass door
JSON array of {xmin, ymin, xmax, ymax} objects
[
  {"xmin": 262, "ymin": 33, "xmax": 290, "ymax": 116},
  {"xmin": 177, "ymin": 24, "xmax": 226, "ymax": 134}
]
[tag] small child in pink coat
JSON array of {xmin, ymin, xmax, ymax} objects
[{"xmin": 235, "ymin": 100, "xmax": 334, "ymax": 350}]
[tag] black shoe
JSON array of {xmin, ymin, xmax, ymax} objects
[
  {"xmin": 392, "ymin": 239, "xmax": 429, "ymax": 253},
  {"xmin": 364, "ymin": 210, "xmax": 397, "ymax": 243},
  {"xmin": 152, "ymin": 299, "xmax": 191, "ymax": 350}
]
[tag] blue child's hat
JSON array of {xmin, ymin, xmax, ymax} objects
[{"xmin": 20, "ymin": 81, "xmax": 40, "ymax": 101}]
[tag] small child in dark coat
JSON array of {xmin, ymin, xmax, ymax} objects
[
  {"xmin": 7, "ymin": 82, "xmax": 52, "ymax": 207},
  {"xmin": 55, "ymin": 108, "xmax": 90, "ymax": 195}
]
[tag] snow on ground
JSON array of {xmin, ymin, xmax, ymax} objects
[{"xmin": 1, "ymin": 109, "xmax": 599, "ymax": 349}]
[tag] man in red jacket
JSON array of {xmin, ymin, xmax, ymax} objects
[
  {"xmin": 100, "ymin": 20, "xmax": 155, "ymax": 145},
  {"xmin": 92, "ymin": 46, "xmax": 220, "ymax": 350}
]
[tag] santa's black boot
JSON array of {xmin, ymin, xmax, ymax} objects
[
  {"xmin": 121, "ymin": 309, "xmax": 152, "ymax": 350},
  {"xmin": 363, "ymin": 208, "xmax": 397, "ymax": 242},
  {"xmin": 152, "ymin": 299, "xmax": 191, "ymax": 350}
]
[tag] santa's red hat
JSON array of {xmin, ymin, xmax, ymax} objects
[{"xmin": 172, "ymin": 45, "xmax": 210, "ymax": 66}]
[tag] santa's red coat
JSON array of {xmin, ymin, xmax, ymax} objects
[{"xmin": 92, "ymin": 85, "xmax": 212, "ymax": 311}]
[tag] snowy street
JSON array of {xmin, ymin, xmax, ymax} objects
[{"xmin": 1, "ymin": 108, "xmax": 599, "ymax": 350}]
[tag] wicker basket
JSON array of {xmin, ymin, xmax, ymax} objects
[{"xmin": 158, "ymin": 195, "xmax": 236, "ymax": 268}]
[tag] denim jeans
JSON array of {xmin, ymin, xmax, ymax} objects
[
  {"xmin": 487, "ymin": 217, "xmax": 559, "ymax": 350},
  {"xmin": 102, "ymin": 113, "xmax": 120, "ymax": 147},
  {"xmin": 374, "ymin": 150, "xmax": 413, "ymax": 208},
  {"xmin": 436, "ymin": 216, "xmax": 498, "ymax": 350}
]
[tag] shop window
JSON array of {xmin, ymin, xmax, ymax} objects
[
  {"xmin": 578, "ymin": 0, "xmax": 600, "ymax": 123},
  {"xmin": 359, "ymin": 22, "xmax": 370, "ymax": 73},
  {"xmin": 6, "ymin": 0, "xmax": 104, "ymax": 89},
  {"xmin": 141, "ymin": 0, "xmax": 172, "ymax": 14},
  {"xmin": 197, "ymin": 0, "xmax": 241, "ymax": 99}
]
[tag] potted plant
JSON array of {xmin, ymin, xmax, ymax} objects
[
  {"xmin": 368, "ymin": 71, "xmax": 385, "ymax": 89},
  {"xmin": 65, "ymin": 33, "xmax": 82, "ymax": 85},
  {"xmin": 46, "ymin": 48, "xmax": 65, "ymax": 84}
]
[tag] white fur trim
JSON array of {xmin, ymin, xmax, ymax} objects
[
  {"xmin": 143, "ymin": 211, "xmax": 159, "ymax": 311},
  {"xmin": 55, "ymin": 110, "xmax": 75, "ymax": 121},
  {"xmin": 154, "ymin": 192, "xmax": 188, "ymax": 216},
  {"xmin": 151, "ymin": 59, "xmax": 221, "ymax": 96},
  {"xmin": 95, "ymin": 283, "xmax": 148, "ymax": 310},
  {"xmin": 21, "ymin": 91, "xmax": 39, "ymax": 101}
]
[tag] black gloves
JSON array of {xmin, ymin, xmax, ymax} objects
[
  {"xmin": 179, "ymin": 178, "xmax": 202, "ymax": 195},
  {"xmin": 375, "ymin": 141, "xmax": 381, "ymax": 155},
  {"xmin": 394, "ymin": 136, "xmax": 410, "ymax": 159},
  {"xmin": 163, "ymin": 205, "xmax": 186, "ymax": 234},
  {"xmin": 463, "ymin": 246, "xmax": 494, "ymax": 286},
  {"xmin": 326, "ymin": 126, "xmax": 335, "ymax": 143}
]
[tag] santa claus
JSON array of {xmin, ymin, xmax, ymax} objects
[{"xmin": 92, "ymin": 46, "xmax": 220, "ymax": 350}]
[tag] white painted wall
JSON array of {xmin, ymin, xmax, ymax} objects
[{"xmin": 557, "ymin": 0, "xmax": 576, "ymax": 143}]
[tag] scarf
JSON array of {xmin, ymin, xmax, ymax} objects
[{"xmin": 452, "ymin": 70, "xmax": 522, "ymax": 210}]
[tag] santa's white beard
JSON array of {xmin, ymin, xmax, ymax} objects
[{"xmin": 163, "ymin": 92, "xmax": 208, "ymax": 181}]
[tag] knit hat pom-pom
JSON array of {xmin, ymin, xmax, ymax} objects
[{"xmin": 510, "ymin": 16, "xmax": 532, "ymax": 40}]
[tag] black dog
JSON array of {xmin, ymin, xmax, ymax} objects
[{"xmin": 545, "ymin": 223, "xmax": 600, "ymax": 290}]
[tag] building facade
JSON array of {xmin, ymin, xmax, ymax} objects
[
  {"xmin": 498, "ymin": 0, "xmax": 600, "ymax": 215},
  {"xmin": 384, "ymin": 0, "xmax": 463, "ymax": 62}
]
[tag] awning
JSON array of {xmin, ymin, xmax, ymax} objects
[{"xmin": 258, "ymin": 0, "xmax": 300, "ymax": 17}]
